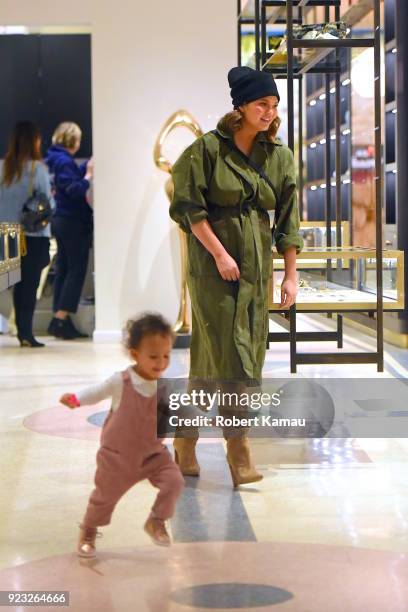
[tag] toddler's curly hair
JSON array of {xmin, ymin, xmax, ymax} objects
[{"xmin": 123, "ymin": 312, "xmax": 175, "ymax": 350}]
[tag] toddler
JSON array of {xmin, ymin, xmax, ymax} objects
[{"xmin": 60, "ymin": 313, "xmax": 184, "ymax": 558}]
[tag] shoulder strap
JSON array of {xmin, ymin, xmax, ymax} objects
[
  {"xmin": 211, "ymin": 130, "xmax": 281, "ymax": 228},
  {"xmin": 28, "ymin": 161, "xmax": 36, "ymax": 197},
  {"xmin": 122, "ymin": 370, "xmax": 131, "ymax": 383}
]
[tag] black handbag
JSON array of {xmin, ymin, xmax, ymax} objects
[{"xmin": 21, "ymin": 161, "xmax": 53, "ymax": 233}]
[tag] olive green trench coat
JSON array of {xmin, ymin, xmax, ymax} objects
[{"xmin": 169, "ymin": 126, "xmax": 303, "ymax": 386}]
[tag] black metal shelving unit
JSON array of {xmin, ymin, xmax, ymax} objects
[
  {"xmin": 384, "ymin": 0, "xmax": 396, "ymax": 232},
  {"xmin": 303, "ymin": 1, "xmax": 395, "ymax": 245},
  {"xmin": 238, "ymin": 0, "xmax": 384, "ymax": 372}
]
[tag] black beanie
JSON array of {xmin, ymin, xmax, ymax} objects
[{"xmin": 228, "ymin": 66, "xmax": 280, "ymax": 108}]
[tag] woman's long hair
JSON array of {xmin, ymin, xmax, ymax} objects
[
  {"xmin": 2, "ymin": 121, "xmax": 42, "ymax": 186},
  {"xmin": 217, "ymin": 110, "xmax": 281, "ymax": 142}
]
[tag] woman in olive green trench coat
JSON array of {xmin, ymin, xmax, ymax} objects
[{"xmin": 169, "ymin": 67, "xmax": 303, "ymax": 487}]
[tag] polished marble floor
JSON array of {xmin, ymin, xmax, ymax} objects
[{"xmin": 0, "ymin": 315, "xmax": 408, "ymax": 611}]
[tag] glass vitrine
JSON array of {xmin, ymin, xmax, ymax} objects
[
  {"xmin": 270, "ymin": 247, "xmax": 404, "ymax": 311},
  {"xmin": 274, "ymin": 222, "xmax": 350, "ymax": 270}
]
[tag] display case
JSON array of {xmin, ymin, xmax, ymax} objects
[
  {"xmin": 274, "ymin": 221, "xmax": 351, "ymax": 270},
  {"xmin": 0, "ymin": 223, "xmax": 22, "ymax": 292},
  {"xmin": 242, "ymin": 0, "xmax": 386, "ymax": 371},
  {"xmin": 270, "ymin": 247, "xmax": 404, "ymax": 312},
  {"xmin": 300, "ymin": 220, "xmax": 350, "ymax": 247}
]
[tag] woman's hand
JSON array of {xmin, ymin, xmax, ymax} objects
[
  {"xmin": 280, "ymin": 276, "xmax": 298, "ymax": 309},
  {"xmin": 60, "ymin": 393, "xmax": 80, "ymax": 409},
  {"xmin": 214, "ymin": 251, "xmax": 240, "ymax": 281},
  {"xmin": 190, "ymin": 221, "xmax": 240, "ymax": 281},
  {"xmin": 281, "ymin": 246, "xmax": 297, "ymax": 308}
]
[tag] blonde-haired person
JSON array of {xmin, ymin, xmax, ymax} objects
[
  {"xmin": 52, "ymin": 121, "xmax": 82, "ymax": 150},
  {"xmin": 169, "ymin": 67, "xmax": 303, "ymax": 487},
  {"xmin": 45, "ymin": 122, "xmax": 93, "ymax": 340}
]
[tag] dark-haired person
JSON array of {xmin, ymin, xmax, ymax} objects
[
  {"xmin": 0, "ymin": 121, "xmax": 54, "ymax": 347},
  {"xmin": 170, "ymin": 67, "xmax": 303, "ymax": 487},
  {"xmin": 46, "ymin": 122, "xmax": 93, "ymax": 340},
  {"xmin": 59, "ymin": 312, "xmax": 184, "ymax": 557}
]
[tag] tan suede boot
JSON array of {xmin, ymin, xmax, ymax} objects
[
  {"xmin": 173, "ymin": 437, "xmax": 200, "ymax": 476},
  {"xmin": 226, "ymin": 436, "xmax": 263, "ymax": 488},
  {"xmin": 144, "ymin": 515, "xmax": 171, "ymax": 547},
  {"xmin": 77, "ymin": 524, "xmax": 101, "ymax": 558}
]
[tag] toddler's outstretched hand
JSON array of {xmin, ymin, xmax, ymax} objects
[{"xmin": 60, "ymin": 393, "xmax": 80, "ymax": 409}]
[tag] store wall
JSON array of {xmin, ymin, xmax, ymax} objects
[{"xmin": 0, "ymin": 0, "xmax": 235, "ymax": 340}]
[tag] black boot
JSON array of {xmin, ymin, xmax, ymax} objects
[
  {"xmin": 47, "ymin": 317, "xmax": 77, "ymax": 340},
  {"xmin": 17, "ymin": 309, "xmax": 45, "ymax": 347},
  {"xmin": 66, "ymin": 316, "xmax": 89, "ymax": 338},
  {"xmin": 18, "ymin": 335, "xmax": 45, "ymax": 348}
]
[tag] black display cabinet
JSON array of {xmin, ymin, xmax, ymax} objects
[{"xmin": 237, "ymin": 0, "xmax": 385, "ymax": 371}]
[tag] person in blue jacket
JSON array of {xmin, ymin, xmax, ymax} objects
[
  {"xmin": 0, "ymin": 121, "xmax": 55, "ymax": 347},
  {"xmin": 46, "ymin": 122, "xmax": 93, "ymax": 340}
]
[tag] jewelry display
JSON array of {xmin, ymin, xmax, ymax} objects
[{"xmin": 270, "ymin": 247, "xmax": 404, "ymax": 311}]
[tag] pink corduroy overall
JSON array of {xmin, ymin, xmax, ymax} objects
[{"xmin": 83, "ymin": 371, "xmax": 184, "ymax": 527}]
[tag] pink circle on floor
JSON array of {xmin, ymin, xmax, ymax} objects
[
  {"xmin": 23, "ymin": 405, "xmax": 219, "ymax": 444},
  {"xmin": 23, "ymin": 404, "xmax": 107, "ymax": 440}
]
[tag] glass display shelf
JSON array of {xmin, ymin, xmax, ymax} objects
[
  {"xmin": 270, "ymin": 247, "xmax": 404, "ymax": 311},
  {"xmin": 274, "ymin": 221, "xmax": 350, "ymax": 269},
  {"xmin": 300, "ymin": 220, "xmax": 350, "ymax": 247}
]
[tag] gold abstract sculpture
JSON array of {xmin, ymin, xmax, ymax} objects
[{"xmin": 153, "ymin": 110, "xmax": 203, "ymax": 334}]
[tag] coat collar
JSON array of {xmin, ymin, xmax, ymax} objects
[
  {"xmin": 214, "ymin": 125, "xmax": 283, "ymax": 146},
  {"xmin": 214, "ymin": 125, "xmax": 279, "ymax": 174}
]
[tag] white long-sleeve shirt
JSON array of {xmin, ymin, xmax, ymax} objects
[{"xmin": 76, "ymin": 366, "xmax": 156, "ymax": 411}]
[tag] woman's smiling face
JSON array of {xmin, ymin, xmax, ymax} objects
[{"xmin": 239, "ymin": 96, "xmax": 279, "ymax": 132}]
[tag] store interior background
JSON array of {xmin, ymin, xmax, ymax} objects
[
  {"xmin": 0, "ymin": 0, "xmax": 405, "ymax": 345},
  {"xmin": 0, "ymin": 0, "xmax": 236, "ymax": 340},
  {"xmin": 2, "ymin": 3, "xmax": 408, "ymax": 609}
]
